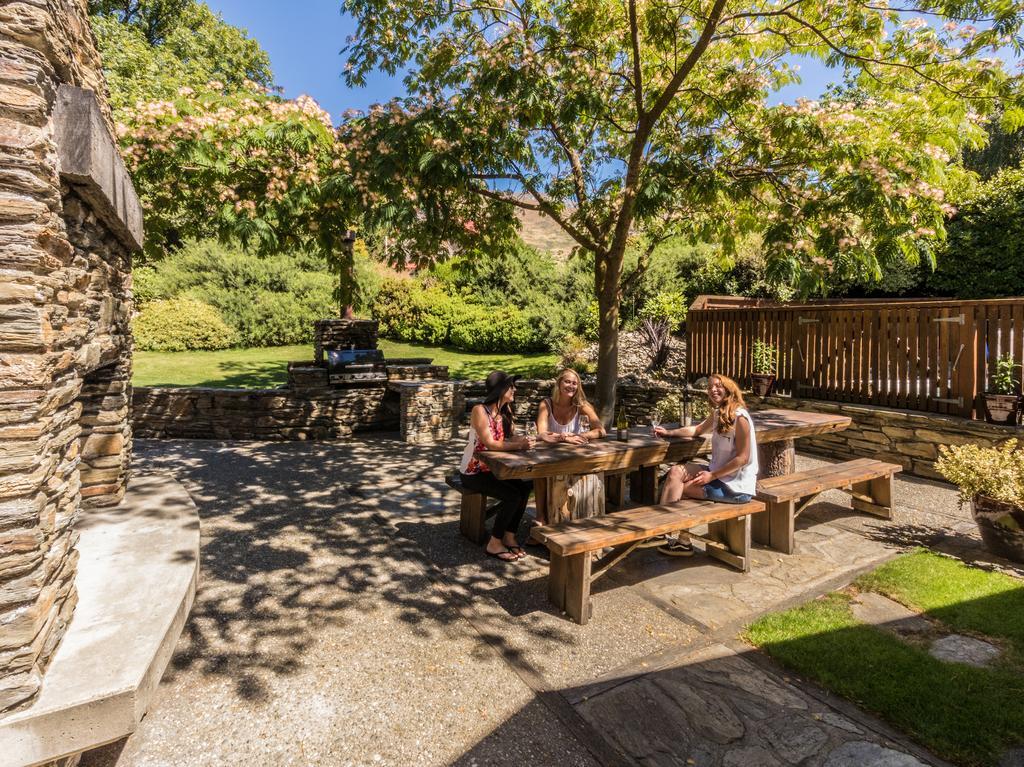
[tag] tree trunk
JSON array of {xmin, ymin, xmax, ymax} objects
[{"xmin": 594, "ymin": 248, "xmax": 625, "ymax": 425}]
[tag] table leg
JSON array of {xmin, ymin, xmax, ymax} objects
[
  {"xmin": 758, "ymin": 438, "xmax": 795, "ymax": 478},
  {"xmin": 631, "ymin": 465, "xmax": 658, "ymax": 504},
  {"xmin": 547, "ymin": 474, "xmax": 606, "ymax": 522}
]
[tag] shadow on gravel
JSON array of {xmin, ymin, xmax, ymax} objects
[{"xmin": 131, "ymin": 436, "xmax": 566, "ymax": 704}]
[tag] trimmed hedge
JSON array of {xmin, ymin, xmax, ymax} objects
[
  {"xmin": 372, "ymin": 277, "xmax": 548, "ymax": 352},
  {"xmin": 133, "ymin": 298, "xmax": 238, "ymax": 351}
]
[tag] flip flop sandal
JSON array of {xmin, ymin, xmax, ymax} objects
[
  {"xmin": 507, "ymin": 545, "xmax": 527, "ymax": 559},
  {"xmin": 485, "ymin": 548, "xmax": 518, "ymax": 563}
]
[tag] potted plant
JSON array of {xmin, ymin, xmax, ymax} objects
[
  {"xmin": 751, "ymin": 340, "xmax": 778, "ymax": 397},
  {"xmin": 983, "ymin": 353, "xmax": 1021, "ymax": 425},
  {"xmin": 936, "ymin": 440, "xmax": 1024, "ymax": 563}
]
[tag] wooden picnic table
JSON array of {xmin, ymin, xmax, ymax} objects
[{"xmin": 476, "ymin": 408, "xmax": 851, "ymax": 520}]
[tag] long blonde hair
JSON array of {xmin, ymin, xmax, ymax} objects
[
  {"xmin": 551, "ymin": 368, "xmax": 588, "ymax": 408},
  {"xmin": 710, "ymin": 374, "xmax": 746, "ymax": 434}
]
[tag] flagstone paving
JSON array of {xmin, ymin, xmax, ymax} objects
[{"xmin": 80, "ymin": 436, "xmax": 993, "ymax": 766}]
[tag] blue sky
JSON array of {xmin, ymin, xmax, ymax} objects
[{"xmin": 205, "ymin": 0, "xmax": 843, "ymax": 119}]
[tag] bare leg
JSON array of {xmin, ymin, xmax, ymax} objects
[
  {"xmin": 660, "ymin": 463, "xmax": 704, "ymax": 543},
  {"xmin": 533, "ymin": 479, "xmax": 547, "ymax": 525}
]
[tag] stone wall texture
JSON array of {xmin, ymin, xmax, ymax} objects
[
  {"xmin": 393, "ymin": 381, "xmax": 465, "ymax": 444},
  {"xmin": 747, "ymin": 395, "xmax": 1022, "ymax": 480},
  {"xmin": 132, "ymin": 385, "xmax": 397, "ymax": 440},
  {"xmin": 1, "ymin": 0, "xmax": 136, "ymax": 715}
]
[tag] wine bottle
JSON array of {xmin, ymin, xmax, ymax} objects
[{"xmin": 616, "ymin": 405, "xmax": 628, "ymax": 441}]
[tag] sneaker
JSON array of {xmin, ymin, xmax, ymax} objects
[
  {"xmin": 658, "ymin": 540, "xmax": 694, "ymax": 557},
  {"xmin": 637, "ymin": 534, "xmax": 670, "ymax": 549}
]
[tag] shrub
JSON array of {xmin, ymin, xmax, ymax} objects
[
  {"xmin": 371, "ymin": 277, "xmax": 458, "ymax": 345},
  {"xmin": 639, "ymin": 290, "xmax": 688, "ymax": 331},
  {"xmin": 935, "ymin": 440, "xmax": 1024, "ymax": 507},
  {"xmin": 927, "ymin": 168, "xmax": 1024, "ymax": 298},
  {"xmin": 133, "ymin": 297, "xmax": 237, "ymax": 351},
  {"xmin": 135, "ymin": 239, "xmax": 337, "ymax": 346},
  {"xmin": 449, "ymin": 304, "xmax": 540, "ymax": 353}
]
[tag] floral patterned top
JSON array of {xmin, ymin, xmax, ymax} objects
[{"xmin": 459, "ymin": 406, "xmax": 504, "ymax": 474}]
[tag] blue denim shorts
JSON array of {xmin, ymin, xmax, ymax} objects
[{"xmin": 702, "ymin": 479, "xmax": 752, "ymax": 504}]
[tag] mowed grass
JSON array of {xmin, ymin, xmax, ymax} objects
[
  {"xmin": 132, "ymin": 341, "xmax": 559, "ymax": 388},
  {"xmin": 745, "ymin": 551, "xmax": 1024, "ymax": 766}
]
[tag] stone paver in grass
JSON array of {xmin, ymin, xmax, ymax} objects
[
  {"xmin": 929, "ymin": 634, "xmax": 1003, "ymax": 668},
  {"xmin": 86, "ymin": 439, "xmax": 991, "ymax": 767}
]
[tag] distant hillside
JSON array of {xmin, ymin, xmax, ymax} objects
[{"xmin": 516, "ymin": 208, "xmax": 578, "ymax": 261}]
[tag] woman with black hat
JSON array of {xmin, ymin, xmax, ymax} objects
[{"xmin": 459, "ymin": 370, "xmax": 535, "ymax": 561}]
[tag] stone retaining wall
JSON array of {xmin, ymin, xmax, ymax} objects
[
  {"xmin": 132, "ymin": 384, "xmax": 397, "ymax": 440},
  {"xmin": 747, "ymin": 395, "xmax": 1022, "ymax": 480}
]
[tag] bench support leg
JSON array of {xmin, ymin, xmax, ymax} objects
[
  {"xmin": 704, "ymin": 515, "xmax": 751, "ymax": 572},
  {"xmin": 751, "ymin": 506, "xmax": 770, "ymax": 546},
  {"xmin": 549, "ymin": 553, "xmax": 592, "ymax": 625},
  {"xmin": 851, "ymin": 475, "xmax": 894, "ymax": 519},
  {"xmin": 459, "ymin": 493, "xmax": 488, "ymax": 545},
  {"xmin": 767, "ymin": 500, "xmax": 796, "ymax": 554}
]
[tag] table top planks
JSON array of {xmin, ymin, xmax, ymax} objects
[{"xmin": 476, "ymin": 408, "xmax": 851, "ymax": 480}]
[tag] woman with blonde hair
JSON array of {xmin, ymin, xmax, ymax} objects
[
  {"xmin": 651, "ymin": 374, "xmax": 758, "ymax": 556},
  {"xmin": 531, "ymin": 368, "xmax": 606, "ymax": 526}
]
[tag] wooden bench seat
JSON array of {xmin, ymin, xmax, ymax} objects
[
  {"xmin": 446, "ymin": 473, "xmax": 499, "ymax": 544},
  {"xmin": 753, "ymin": 458, "xmax": 902, "ymax": 554},
  {"xmin": 533, "ymin": 497, "xmax": 764, "ymax": 625}
]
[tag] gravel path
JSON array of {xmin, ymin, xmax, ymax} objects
[{"xmin": 79, "ymin": 435, "xmax": 1002, "ymax": 767}]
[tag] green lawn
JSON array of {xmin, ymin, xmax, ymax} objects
[
  {"xmin": 745, "ymin": 550, "xmax": 1024, "ymax": 766},
  {"xmin": 132, "ymin": 341, "xmax": 559, "ymax": 388}
]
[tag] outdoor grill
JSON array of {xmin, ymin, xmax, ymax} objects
[{"xmin": 326, "ymin": 348, "xmax": 388, "ymax": 384}]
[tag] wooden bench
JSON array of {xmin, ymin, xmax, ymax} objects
[
  {"xmin": 445, "ymin": 473, "xmax": 498, "ymax": 544},
  {"xmin": 533, "ymin": 497, "xmax": 765, "ymax": 625},
  {"xmin": 753, "ymin": 458, "xmax": 902, "ymax": 555}
]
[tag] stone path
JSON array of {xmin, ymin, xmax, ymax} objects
[{"xmin": 81, "ymin": 436, "xmax": 1009, "ymax": 767}]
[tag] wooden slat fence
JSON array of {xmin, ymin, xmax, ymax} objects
[{"xmin": 687, "ymin": 298, "xmax": 1024, "ymax": 418}]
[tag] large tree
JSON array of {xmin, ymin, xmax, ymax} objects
[
  {"xmin": 339, "ymin": 0, "xmax": 1023, "ymax": 420},
  {"xmin": 90, "ymin": 0, "xmax": 273, "ymax": 114}
]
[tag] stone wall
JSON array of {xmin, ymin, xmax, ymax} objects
[
  {"xmin": 0, "ymin": 0, "xmax": 141, "ymax": 715},
  {"xmin": 747, "ymin": 395, "xmax": 1022, "ymax": 480},
  {"xmin": 132, "ymin": 384, "xmax": 397, "ymax": 440},
  {"xmin": 392, "ymin": 382, "xmax": 465, "ymax": 444}
]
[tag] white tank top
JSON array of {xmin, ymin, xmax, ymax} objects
[
  {"xmin": 544, "ymin": 397, "xmax": 580, "ymax": 434},
  {"xmin": 708, "ymin": 407, "xmax": 758, "ymax": 496}
]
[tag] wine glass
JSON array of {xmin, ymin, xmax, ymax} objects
[
  {"xmin": 650, "ymin": 412, "xmax": 662, "ymax": 437},
  {"xmin": 526, "ymin": 421, "xmax": 538, "ymax": 445},
  {"xmin": 578, "ymin": 415, "xmax": 590, "ymax": 437}
]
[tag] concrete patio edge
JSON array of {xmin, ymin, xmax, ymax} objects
[{"xmin": 0, "ymin": 473, "xmax": 200, "ymax": 767}]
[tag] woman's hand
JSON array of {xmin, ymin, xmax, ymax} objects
[
  {"xmin": 653, "ymin": 425, "xmax": 669, "ymax": 438},
  {"xmin": 688, "ymin": 470, "xmax": 715, "ymax": 486},
  {"xmin": 539, "ymin": 432, "xmax": 561, "ymax": 444},
  {"xmin": 561, "ymin": 433, "xmax": 587, "ymax": 445}
]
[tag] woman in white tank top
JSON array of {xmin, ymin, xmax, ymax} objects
[
  {"xmin": 651, "ymin": 374, "xmax": 758, "ymax": 555},
  {"xmin": 531, "ymin": 369, "xmax": 606, "ymax": 526}
]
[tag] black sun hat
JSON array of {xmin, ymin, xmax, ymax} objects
[{"xmin": 483, "ymin": 370, "xmax": 521, "ymax": 403}]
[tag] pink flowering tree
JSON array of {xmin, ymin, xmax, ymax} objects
[
  {"xmin": 340, "ymin": 0, "xmax": 1023, "ymax": 419},
  {"xmin": 118, "ymin": 85, "xmax": 359, "ymax": 311}
]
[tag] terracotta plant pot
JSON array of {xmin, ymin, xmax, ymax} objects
[
  {"xmin": 751, "ymin": 374, "xmax": 776, "ymax": 397},
  {"xmin": 971, "ymin": 494, "xmax": 1024, "ymax": 563},
  {"xmin": 982, "ymin": 393, "xmax": 1020, "ymax": 425}
]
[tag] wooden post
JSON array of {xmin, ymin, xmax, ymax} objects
[
  {"xmin": 459, "ymin": 493, "xmax": 487, "ymax": 544},
  {"xmin": 564, "ymin": 553, "xmax": 593, "ymax": 625},
  {"xmin": 758, "ymin": 438, "xmax": 795, "ymax": 478},
  {"xmin": 768, "ymin": 500, "xmax": 796, "ymax": 555}
]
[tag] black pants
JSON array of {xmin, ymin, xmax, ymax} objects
[{"xmin": 460, "ymin": 472, "xmax": 533, "ymax": 539}]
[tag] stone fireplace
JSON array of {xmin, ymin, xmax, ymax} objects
[{"xmin": 0, "ymin": 1, "xmax": 140, "ymax": 716}]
